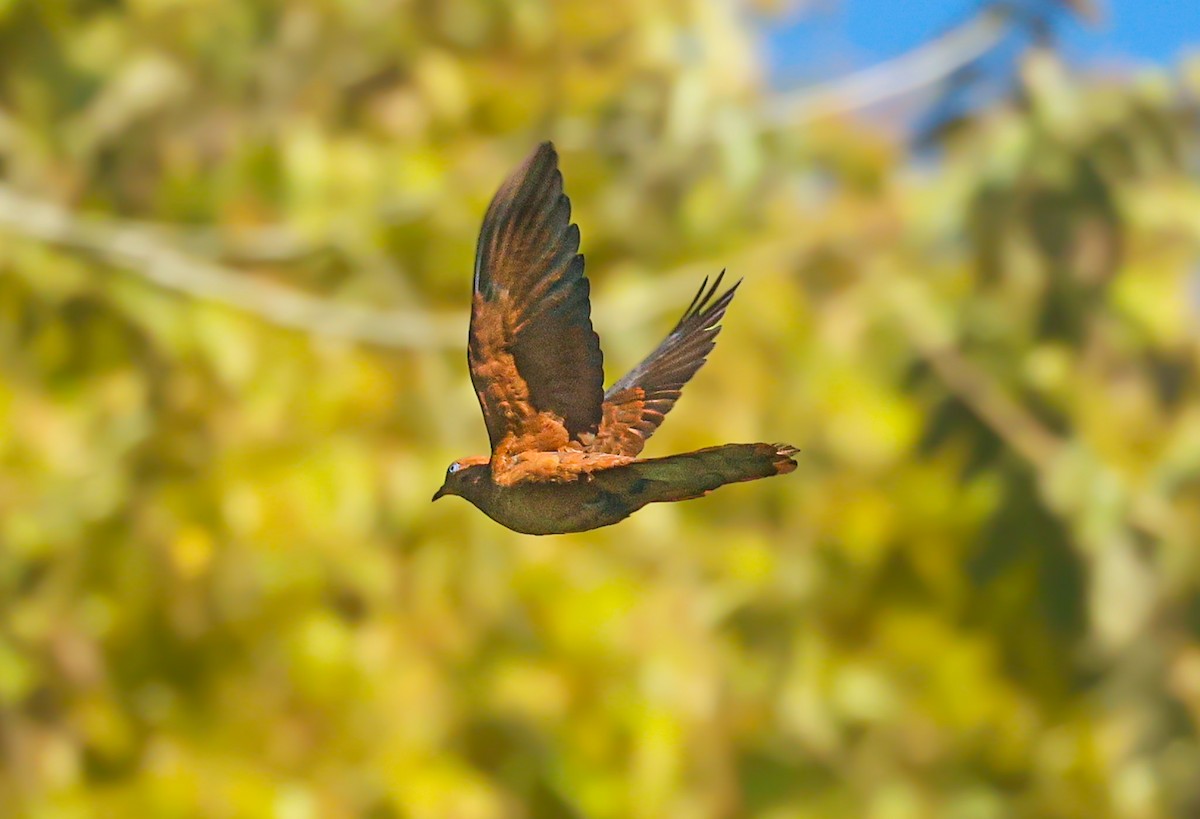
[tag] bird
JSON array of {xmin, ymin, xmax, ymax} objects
[{"xmin": 432, "ymin": 142, "xmax": 797, "ymax": 534}]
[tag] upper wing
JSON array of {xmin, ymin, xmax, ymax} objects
[
  {"xmin": 588, "ymin": 272, "xmax": 740, "ymax": 456},
  {"xmin": 468, "ymin": 142, "xmax": 605, "ymax": 459}
]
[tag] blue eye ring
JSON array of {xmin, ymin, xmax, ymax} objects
[{"xmin": 448, "ymin": 463, "xmax": 461, "ymax": 474}]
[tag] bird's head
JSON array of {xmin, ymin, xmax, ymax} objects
[{"xmin": 432, "ymin": 456, "xmax": 490, "ymax": 502}]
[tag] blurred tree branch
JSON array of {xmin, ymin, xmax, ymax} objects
[
  {"xmin": 0, "ymin": 4, "xmax": 1022, "ymax": 280},
  {"xmin": 0, "ymin": 185, "xmax": 794, "ymax": 352},
  {"xmin": 0, "ymin": 3, "xmax": 1024, "ymax": 330},
  {"xmin": 764, "ymin": 7, "xmax": 1012, "ymax": 126},
  {"xmin": 881, "ymin": 269, "xmax": 1183, "ymax": 548},
  {"xmin": 0, "ymin": 185, "xmax": 462, "ymax": 350}
]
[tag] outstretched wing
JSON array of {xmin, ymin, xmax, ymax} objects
[
  {"xmin": 591, "ymin": 443, "xmax": 798, "ymax": 505},
  {"xmin": 468, "ymin": 142, "xmax": 605, "ymax": 459},
  {"xmin": 589, "ymin": 272, "xmax": 740, "ymax": 456}
]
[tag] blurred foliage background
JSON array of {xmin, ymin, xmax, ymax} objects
[{"xmin": 1, "ymin": 0, "xmax": 1199, "ymax": 816}]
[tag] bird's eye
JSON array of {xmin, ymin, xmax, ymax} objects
[{"xmin": 447, "ymin": 463, "xmax": 461, "ymax": 475}]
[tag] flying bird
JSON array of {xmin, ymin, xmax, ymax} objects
[{"xmin": 432, "ymin": 142, "xmax": 797, "ymax": 534}]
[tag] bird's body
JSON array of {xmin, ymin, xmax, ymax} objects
[
  {"xmin": 451, "ymin": 468, "xmax": 629, "ymax": 536},
  {"xmin": 442, "ymin": 444, "xmax": 797, "ymax": 535},
  {"xmin": 433, "ymin": 142, "xmax": 797, "ymax": 534}
]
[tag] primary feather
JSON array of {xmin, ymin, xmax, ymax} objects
[{"xmin": 590, "ymin": 271, "xmax": 740, "ymax": 456}]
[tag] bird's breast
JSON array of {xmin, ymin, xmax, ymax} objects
[{"xmin": 475, "ymin": 480, "xmax": 631, "ymax": 535}]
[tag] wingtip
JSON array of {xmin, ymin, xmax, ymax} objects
[
  {"xmin": 683, "ymin": 269, "xmax": 742, "ymax": 324},
  {"xmin": 516, "ymin": 141, "xmax": 560, "ymax": 179},
  {"xmin": 714, "ymin": 271, "xmax": 742, "ymax": 302}
]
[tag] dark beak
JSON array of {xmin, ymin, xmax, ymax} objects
[{"xmin": 432, "ymin": 486, "xmax": 446, "ymax": 502}]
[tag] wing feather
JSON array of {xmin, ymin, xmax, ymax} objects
[
  {"xmin": 589, "ymin": 272, "xmax": 740, "ymax": 456},
  {"xmin": 468, "ymin": 142, "xmax": 605, "ymax": 460}
]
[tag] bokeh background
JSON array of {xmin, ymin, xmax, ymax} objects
[{"xmin": 2, "ymin": 0, "xmax": 1199, "ymax": 816}]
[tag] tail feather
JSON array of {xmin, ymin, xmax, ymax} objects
[{"xmin": 593, "ymin": 443, "xmax": 798, "ymax": 505}]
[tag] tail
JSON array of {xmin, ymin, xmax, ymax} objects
[{"xmin": 593, "ymin": 443, "xmax": 798, "ymax": 505}]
